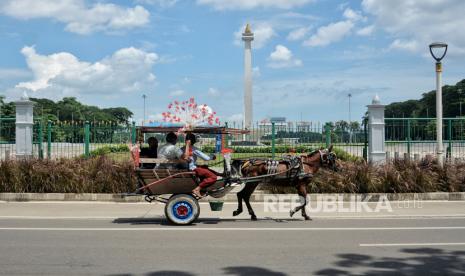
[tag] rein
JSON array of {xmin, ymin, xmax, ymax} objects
[
  {"xmin": 238, "ymin": 164, "xmax": 300, "ymax": 182},
  {"xmin": 237, "ymin": 157, "xmax": 309, "ymax": 183}
]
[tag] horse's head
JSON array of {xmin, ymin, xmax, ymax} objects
[
  {"xmin": 320, "ymin": 145, "xmax": 338, "ymax": 171},
  {"xmin": 301, "ymin": 145, "xmax": 338, "ymax": 172}
]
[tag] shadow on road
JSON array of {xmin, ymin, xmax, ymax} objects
[
  {"xmin": 112, "ymin": 217, "xmax": 301, "ymax": 226},
  {"xmin": 106, "ymin": 266, "xmax": 287, "ymax": 276},
  {"xmin": 315, "ymin": 247, "xmax": 465, "ymax": 275}
]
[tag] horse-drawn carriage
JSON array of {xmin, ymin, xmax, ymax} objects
[
  {"xmin": 126, "ymin": 125, "xmax": 248, "ymax": 225},
  {"xmin": 125, "ymin": 125, "xmax": 338, "ymax": 225}
]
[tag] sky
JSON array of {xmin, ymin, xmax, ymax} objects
[{"xmin": 0, "ymin": 0, "xmax": 465, "ymax": 125}]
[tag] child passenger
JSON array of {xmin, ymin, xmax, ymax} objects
[{"xmin": 182, "ymin": 133, "xmax": 217, "ymax": 197}]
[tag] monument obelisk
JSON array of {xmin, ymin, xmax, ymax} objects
[{"xmin": 242, "ymin": 24, "xmax": 254, "ymax": 130}]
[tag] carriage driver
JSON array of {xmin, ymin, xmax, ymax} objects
[{"xmin": 182, "ymin": 133, "xmax": 217, "ymax": 198}]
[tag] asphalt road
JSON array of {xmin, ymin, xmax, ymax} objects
[{"xmin": 1, "ymin": 201, "xmax": 465, "ymax": 275}]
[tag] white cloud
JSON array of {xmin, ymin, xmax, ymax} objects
[
  {"xmin": 356, "ymin": 25, "xmax": 375, "ymax": 36},
  {"xmin": 226, "ymin": 113, "xmax": 243, "ymax": 122},
  {"xmin": 234, "ymin": 22, "xmax": 276, "ymax": 49},
  {"xmin": 197, "ymin": 0, "xmax": 312, "ymax": 10},
  {"xmin": 362, "ymin": 0, "xmax": 465, "ymax": 55},
  {"xmin": 207, "ymin": 87, "xmax": 220, "ymax": 97},
  {"xmin": 136, "ymin": 0, "xmax": 178, "ymax": 8},
  {"xmin": 0, "ymin": 0, "xmax": 150, "ymax": 34},
  {"xmin": 148, "ymin": 113, "xmax": 164, "ymax": 121},
  {"xmin": 304, "ymin": 20, "xmax": 353, "ymax": 47},
  {"xmin": 270, "ymin": 45, "xmax": 292, "ymax": 61},
  {"xmin": 389, "ymin": 39, "xmax": 419, "ymax": 52},
  {"xmin": 268, "ymin": 45, "xmax": 302, "ymax": 68},
  {"xmin": 343, "ymin": 8, "xmax": 363, "ymax": 22},
  {"xmin": 16, "ymin": 46, "xmax": 158, "ymax": 98},
  {"xmin": 169, "ymin": 89, "xmax": 185, "ymax": 96},
  {"xmin": 287, "ymin": 26, "xmax": 311, "ymax": 41}
]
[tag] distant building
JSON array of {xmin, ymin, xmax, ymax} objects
[
  {"xmin": 296, "ymin": 121, "xmax": 312, "ymax": 132},
  {"xmin": 259, "ymin": 117, "xmax": 288, "ymax": 132},
  {"xmin": 270, "ymin": 117, "xmax": 286, "ymax": 123}
]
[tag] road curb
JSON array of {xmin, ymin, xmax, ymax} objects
[{"xmin": 0, "ymin": 192, "xmax": 464, "ymax": 202}]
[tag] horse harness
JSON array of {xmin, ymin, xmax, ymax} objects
[{"xmin": 237, "ymin": 155, "xmax": 313, "ymax": 184}]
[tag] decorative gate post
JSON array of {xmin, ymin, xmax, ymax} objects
[
  {"xmin": 367, "ymin": 95, "xmax": 386, "ymax": 163},
  {"xmin": 15, "ymin": 93, "xmax": 34, "ymax": 159}
]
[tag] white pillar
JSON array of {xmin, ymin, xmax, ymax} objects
[
  {"xmin": 242, "ymin": 24, "xmax": 254, "ymax": 130},
  {"xmin": 367, "ymin": 95, "xmax": 386, "ymax": 164},
  {"xmin": 15, "ymin": 93, "xmax": 34, "ymax": 159}
]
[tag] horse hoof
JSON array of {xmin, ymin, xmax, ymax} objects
[
  {"xmin": 290, "ymin": 210, "xmax": 295, "ymax": 218},
  {"xmin": 304, "ymin": 216, "xmax": 312, "ymax": 221},
  {"xmin": 233, "ymin": 210, "xmax": 242, "ymax": 217},
  {"xmin": 251, "ymin": 215, "xmax": 257, "ymax": 221}
]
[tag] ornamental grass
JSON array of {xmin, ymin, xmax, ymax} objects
[
  {"xmin": 266, "ymin": 158, "xmax": 465, "ymax": 194},
  {"xmin": 1, "ymin": 156, "xmax": 464, "ymax": 194},
  {"xmin": 0, "ymin": 156, "xmax": 137, "ymax": 193}
]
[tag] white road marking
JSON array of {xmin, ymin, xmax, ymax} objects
[
  {"xmin": 0, "ymin": 216, "xmax": 121, "ymax": 220},
  {"xmin": 360, "ymin": 242, "xmax": 465, "ymax": 247},
  {"xmin": 1, "ymin": 200, "xmax": 465, "ymax": 204},
  {"xmin": 304, "ymin": 214, "xmax": 465, "ymax": 219},
  {"xmin": 1, "ymin": 226, "xmax": 465, "ymax": 231},
  {"xmin": 1, "ymin": 215, "xmax": 465, "ymax": 220}
]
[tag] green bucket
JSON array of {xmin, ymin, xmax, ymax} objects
[{"xmin": 209, "ymin": 201, "xmax": 224, "ymax": 211}]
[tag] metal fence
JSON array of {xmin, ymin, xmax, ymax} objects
[
  {"xmin": 218, "ymin": 121, "xmax": 366, "ymax": 161},
  {"xmin": 2, "ymin": 118, "xmax": 367, "ymax": 161},
  {"xmin": 0, "ymin": 117, "xmax": 15, "ymax": 160},
  {"xmin": 4, "ymin": 117, "xmax": 465, "ymax": 162},
  {"xmin": 385, "ymin": 118, "xmax": 465, "ymax": 160},
  {"xmin": 1, "ymin": 119, "xmax": 136, "ymax": 161}
]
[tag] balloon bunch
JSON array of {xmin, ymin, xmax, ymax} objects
[{"xmin": 161, "ymin": 97, "xmax": 220, "ymax": 130}]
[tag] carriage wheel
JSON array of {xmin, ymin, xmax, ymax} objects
[{"xmin": 164, "ymin": 194, "xmax": 200, "ymax": 225}]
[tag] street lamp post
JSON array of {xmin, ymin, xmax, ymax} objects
[
  {"xmin": 429, "ymin": 42, "xmax": 448, "ymax": 167},
  {"xmin": 142, "ymin": 94, "xmax": 147, "ymax": 126}
]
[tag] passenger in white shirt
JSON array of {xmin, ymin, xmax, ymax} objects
[{"xmin": 157, "ymin": 132, "xmax": 185, "ymax": 168}]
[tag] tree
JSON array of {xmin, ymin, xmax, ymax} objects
[
  {"xmin": 0, "ymin": 96, "xmax": 15, "ymax": 117},
  {"xmin": 349, "ymin": 121, "xmax": 360, "ymax": 132},
  {"xmin": 385, "ymin": 79, "xmax": 465, "ymax": 118}
]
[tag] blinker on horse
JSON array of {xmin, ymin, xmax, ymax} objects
[{"xmin": 231, "ymin": 146, "xmax": 338, "ymax": 221}]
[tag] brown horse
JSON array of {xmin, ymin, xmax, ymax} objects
[{"xmin": 230, "ymin": 146, "xmax": 337, "ymax": 221}]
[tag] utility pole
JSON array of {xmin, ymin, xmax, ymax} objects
[
  {"xmin": 348, "ymin": 93, "xmax": 352, "ymax": 143},
  {"xmin": 459, "ymin": 88, "xmax": 463, "ymax": 117},
  {"xmin": 142, "ymin": 94, "xmax": 147, "ymax": 126}
]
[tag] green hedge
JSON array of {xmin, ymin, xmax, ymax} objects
[
  {"xmin": 200, "ymin": 145, "xmax": 360, "ymax": 161},
  {"xmin": 88, "ymin": 144, "xmax": 129, "ymax": 157}
]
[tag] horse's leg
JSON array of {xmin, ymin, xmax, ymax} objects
[
  {"xmin": 289, "ymin": 179, "xmax": 302, "ymax": 217},
  {"xmin": 290, "ymin": 181, "xmax": 311, "ymax": 220},
  {"xmin": 243, "ymin": 182, "xmax": 259, "ymax": 221},
  {"xmin": 233, "ymin": 188, "xmax": 244, "ymax": 216},
  {"xmin": 298, "ymin": 183, "xmax": 311, "ymax": 221}
]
